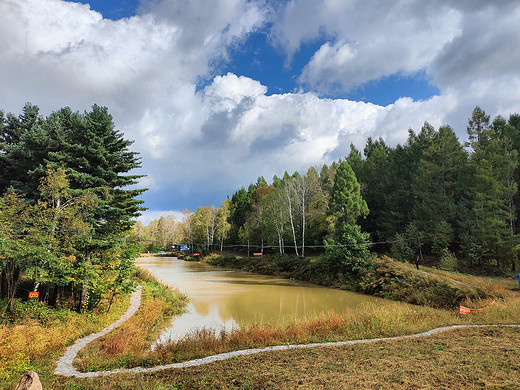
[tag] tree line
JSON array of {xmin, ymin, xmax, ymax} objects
[
  {"xmin": 0, "ymin": 103, "xmax": 146, "ymax": 311},
  {"xmin": 139, "ymin": 107, "xmax": 520, "ymax": 274}
]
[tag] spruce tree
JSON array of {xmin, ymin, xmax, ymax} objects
[
  {"xmin": 411, "ymin": 125, "xmax": 469, "ymax": 255},
  {"xmin": 323, "ymin": 161, "xmax": 370, "ymax": 277},
  {"xmin": 461, "ymin": 107, "xmax": 518, "ymax": 270},
  {"xmin": 49, "ymin": 105, "xmax": 146, "ymax": 236}
]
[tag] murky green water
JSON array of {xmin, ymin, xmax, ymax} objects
[{"xmin": 136, "ymin": 256, "xmax": 382, "ymax": 344}]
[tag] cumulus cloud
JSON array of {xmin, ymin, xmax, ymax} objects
[
  {"xmin": 271, "ymin": 0, "xmax": 461, "ymax": 92},
  {"xmin": 431, "ymin": 3, "xmax": 520, "ymax": 89},
  {"xmin": 1, "ymin": 0, "xmax": 520, "ymax": 222},
  {"xmin": 271, "ymin": 0, "xmax": 520, "ymax": 103}
]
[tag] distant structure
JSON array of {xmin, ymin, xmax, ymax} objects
[{"xmin": 170, "ymin": 244, "xmax": 189, "ymax": 251}]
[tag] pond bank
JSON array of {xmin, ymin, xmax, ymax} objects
[
  {"xmin": 206, "ymin": 253, "xmax": 516, "ymax": 309},
  {"xmin": 54, "ymin": 281, "xmax": 520, "ymax": 378}
]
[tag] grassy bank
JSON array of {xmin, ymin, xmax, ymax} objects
[
  {"xmin": 74, "ymin": 268, "xmax": 186, "ymax": 372},
  {"xmin": 207, "ymin": 253, "xmax": 516, "ymax": 309},
  {"xmin": 2, "ymin": 259, "xmax": 520, "ymax": 389},
  {"xmin": 58, "ymin": 258, "xmax": 520, "ymax": 374},
  {"xmin": 0, "ymin": 268, "xmax": 186, "ymax": 389},
  {"xmin": 67, "ymin": 290, "xmax": 520, "ymax": 374}
]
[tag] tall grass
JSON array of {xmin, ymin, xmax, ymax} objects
[{"xmin": 0, "ymin": 293, "xmax": 130, "ymax": 387}]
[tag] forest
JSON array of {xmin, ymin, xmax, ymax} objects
[
  {"xmin": 2, "ymin": 103, "xmax": 520, "ymax": 314},
  {"xmin": 136, "ymin": 107, "xmax": 520, "ymax": 274},
  {"xmin": 0, "ymin": 103, "xmax": 146, "ymax": 312}
]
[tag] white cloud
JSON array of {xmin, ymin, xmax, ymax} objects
[
  {"xmin": 271, "ymin": 0, "xmax": 462, "ymax": 92},
  {"xmin": 271, "ymin": 0, "xmax": 520, "ymax": 107},
  {"xmin": 1, "ymin": 0, "xmax": 520, "ymax": 216},
  {"xmin": 137, "ymin": 210, "xmax": 185, "ymax": 225},
  {"xmin": 431, "ymin": 3, "xmax": 520, "ymax": 89},
  {"xmin": 204, "ymin": 73, "xmax": 267, "ymax": 112}
]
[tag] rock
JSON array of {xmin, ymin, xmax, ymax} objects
[{"xmin": 15, "ymin": 371, "xmax": 42, "ymax": 390}]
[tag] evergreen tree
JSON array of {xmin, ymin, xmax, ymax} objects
[
  {"xmin": 0, "ymin": 103, "xmax": 49, "ymax": 197},
  {"xmin": 323, "ymin": 161, "xmax": 370, "ymax": 277},
  {"xmin": 357, "ymin": 137, "xmax": 390, "ymax": 241},
  {"xmin": 229, "ymin": 187, "xmax": 251, "ymax": 243},
  {"xmin": 329, "ymin": 162, "xmax": 368, "ymax": 233},
  {"xmin": 411, "ymin": 125, "xmax": 469, "ymax": 255},
  {"xmin": 461, "ymin": 107, "xmax": 518, "ymax": 270},
  {"xmin": 49, "ymin": 105, "xmax": 146, "ymax": 236}
]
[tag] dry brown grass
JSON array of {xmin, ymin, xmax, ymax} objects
[
  {"xmin": 0, "ymin": 294, "xmax": 130, "ymax": 386},
  {"xmin": 48, "ymin": 326, "xmax": 520, "ymax": 389},
  {"xmin": 427, "ymin": 267, "xmax": 515, "ymax": 295},
  {"xmin": 71, "ymin": 292, "xmax": 520, "ymax": 373}
]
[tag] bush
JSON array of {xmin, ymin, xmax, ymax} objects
[
  {"xmin": 322, "ymin": 224, "xmax": 371, "ymax": 278},
  {"xmin": 439, "ymin": 250, "xmax": 458, "ymax": 271},
  {"xmin": 390, "ymin": 233, "xmax": 415, "ymax": 262}
]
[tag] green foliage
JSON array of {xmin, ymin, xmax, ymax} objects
[
  {"xmin": 439, "ymin": 250, "xmax": 458, "ymax": 271},
  {"xmin": 229, "ymin": 187, "xmax": 251, "ymax": 242},
  {"xmin": 0, "ymin": 103, "xmax": 146, "ymax": 312},
  {"xmin": 328, "ymin": 161, "xmax": 368, "ymax": 229},
  {"xmin": 460, "ymin": 107, "xmax": 518, "ymax": 270},
  {"xmin": 0, "ymin": 351, "xmax": 31, "ymax": 383},
  {"xmin": 390, "ymin": 233, "xmax": 415, "ymax": 263},
  {"xmin": 322, "ymin": 224, "xmax": 371, "ymax": 278},
  {"xmin": 411, "ymin": 125, "xmax": 468, "ymax": 255}
]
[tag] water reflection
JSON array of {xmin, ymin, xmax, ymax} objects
[{"xmin": 136, "ymin": 256, "xmax": 380, "ymax": 345}]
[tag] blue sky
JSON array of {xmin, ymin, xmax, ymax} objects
[
  {"xmin": 71, "ymin": 0, "xmax": 139, "ymax": 19},
  {"xmin": 2, "ymin": 0, "xmax": 520, "ymax": 224}
]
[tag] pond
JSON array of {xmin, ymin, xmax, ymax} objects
[{"xmin": 136, "ymin": 256, "xmax": 382, "ymax": 345}]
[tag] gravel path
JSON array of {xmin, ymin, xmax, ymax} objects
[
  {"xmin": 55, "ymin": 286, "xmax": 143, "ymax": 377},
  {"xmin": 54, "ymin": 288, "xmax": 520, "ymax": 378}
]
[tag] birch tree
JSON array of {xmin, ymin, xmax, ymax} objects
[{"xmin": 216, "ymin": 199, "xmax": 231, "ymax": 251}]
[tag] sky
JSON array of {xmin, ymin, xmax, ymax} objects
[{"xmin": 1, "ymin": 0, "xmax": 520, "ymax": 225}]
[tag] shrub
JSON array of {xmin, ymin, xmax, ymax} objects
[
  {"xmin": 439, "ymin": 250, "xmax": 458, "ymax": 271},
  {"xmin": 390, "ymin": 233, "xmax": 415, "ymax": 262},
  {"xmin": 322, "ymin": 224, "xmax": 371, "ymax": 278}
]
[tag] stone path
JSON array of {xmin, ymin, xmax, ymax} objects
[
  {"xmin": 55, "ymin": 286, "xmax": 143, "ymax": 377},
  {"xmin": 54, "ymin": 288, "xmax": 520, "ymax": 378}
]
